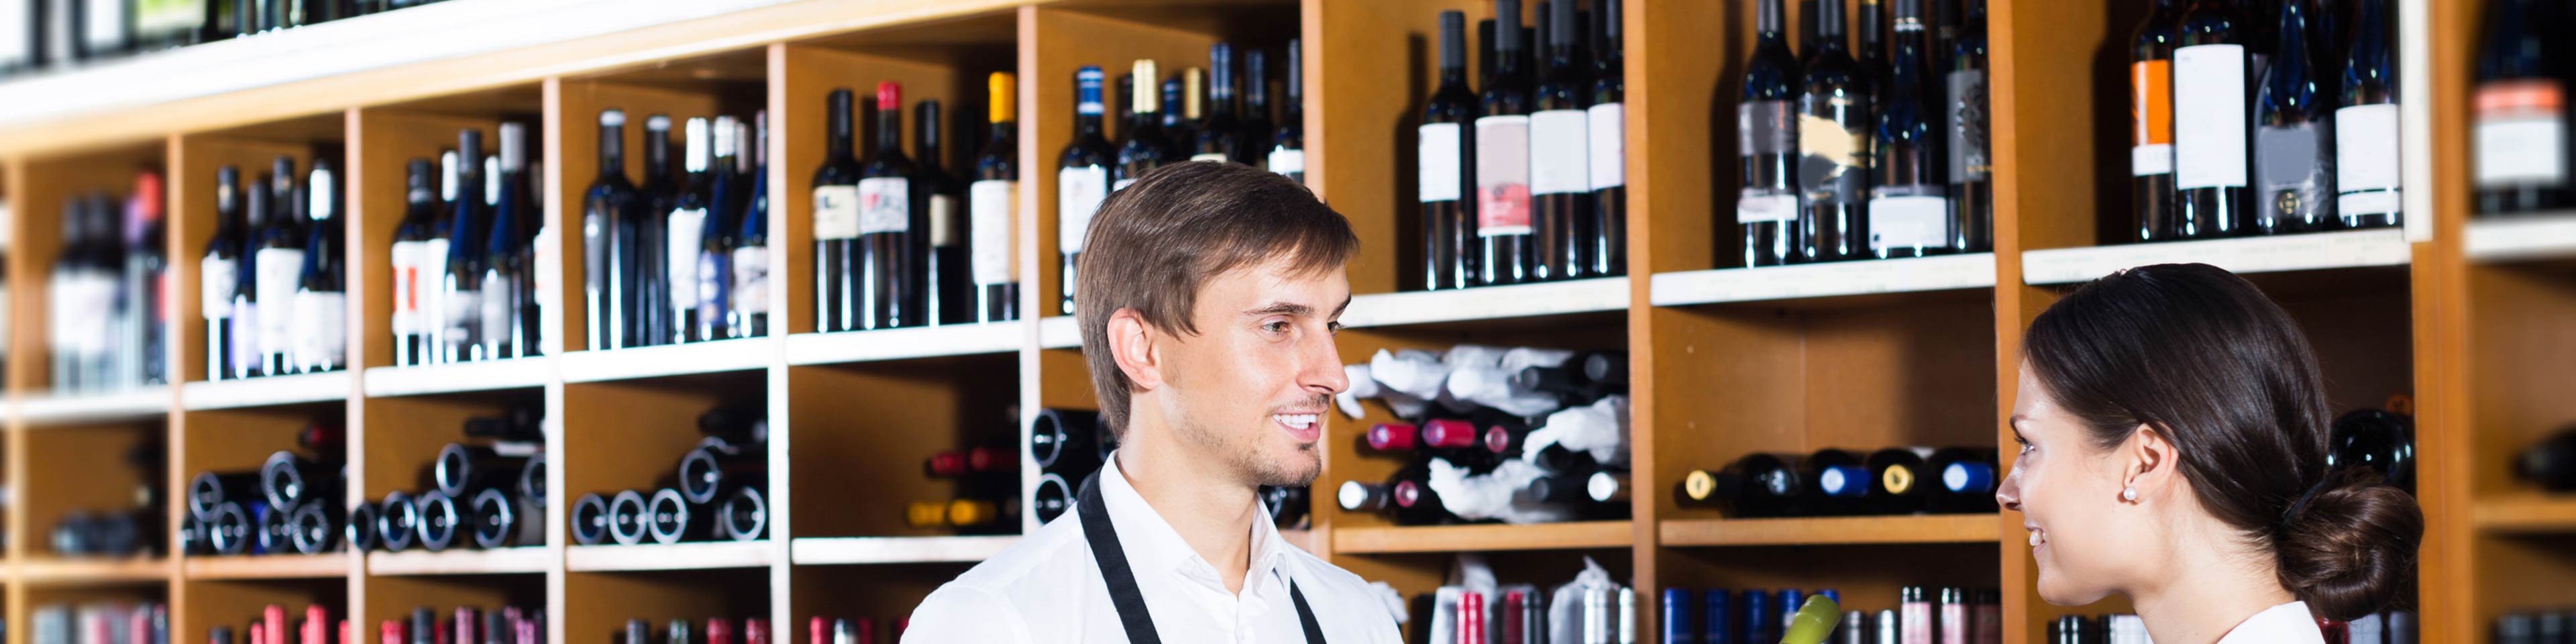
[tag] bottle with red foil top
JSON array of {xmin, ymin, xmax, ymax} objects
[
  {"xmin": 1457, "ymin": 592, "xmax": 1486, "ymax": 644},
  {"xmin": 744, "ymin": 619, "xmax": 770, "ymax": 644},
  {"xmin": 303, "ymin": 606, "xmax": 329, "ymax": 644},
  {"xmin": 808, "ymin": 617, "xmax": 828, "ymax": 644},
  {"xmin": 1367, "ymin": 423, "xmax": 1419, "ymax": 451},
  {"xmin": 267, "ymin": 605, "xmax": 289, "ymax": 644},
  {"xmin": 1501, "ymin": 590, "xmax": 1528, "ymax": 644},
  {"xmin": 924, "ymin": 447, "xmax": 1009, "ymax": 478},
  {"xmin": 706, "ymin": 619, "xmax": 734, "ymax": 644},
  {"xmin": 380, "ymin": 621, "xmax": 404, "ymax": 644}
]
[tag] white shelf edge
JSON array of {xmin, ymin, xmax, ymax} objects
[
  {"xmin": 1338, "ymin": 276, "xmax": 1631, "ymax": 329},
  {"xmin": 1648, "ymin": 253, "xmax": 1997, "ymax": 307},
  {"xmin": 1037, "ymin": 317, "xmax": 1081, "ymax": 350},
  {"xmin": 365, "ymin": 547, "xmax": 552, "ymax": 575},
  {"xmin": 563, "ymin": 541, "xmax": 773, "ymax": 572},
  {"xmin": 2464, "ymin": 215, "xmax": 2576, "ymax": 262},
  {"xmin": 782, "ymin": 322, "xmax": 1024, "ymax": 366},
  {"xmin": 17, "ymin": 387, "xmax": 175, "ymax": 425},
  {"xmin": 557, "ymin": 338, "xmax": 775, "ymax": 383},
  {"xmin": 362, "ymin": 357, "xmax": 557, "ymax": 398},
  {"xmin": 2022, "ymin": 229, "xmax": 2412, "ymax": 285},
  {"xmin": 178, "ymin": 372, "xmax": 355, "ymax": 411},
  {"xmin": 788, "ymin": 535, "xmax": 1019, "ymax": 565}
]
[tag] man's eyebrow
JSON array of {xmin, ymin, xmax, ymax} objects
[{"xmin": 1245, "ymin": 302, "xmax": 1315, "ymax": 317}]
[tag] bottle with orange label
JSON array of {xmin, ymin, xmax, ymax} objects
[
  {"xmin": 2131, "ymin": 0, "xmax": 2182, "ymax": 241},
  {"xmin": 2473, "ymin": 0, "xmax": 2571, "ymax": 216}
]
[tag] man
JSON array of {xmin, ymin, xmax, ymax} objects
[{"xmin": 905, "ymin": 162, "xmax": 1401, "ymax": 643}]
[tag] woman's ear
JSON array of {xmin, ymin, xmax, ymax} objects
[
  {"xmin": 2125, "ymin": 423, "xmax": 2180, "ymax": 502},
  {"xmin": 1109, "ymin": 308, "xmax": 1163, "ymax": 392}
]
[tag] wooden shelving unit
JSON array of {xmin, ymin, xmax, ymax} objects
[{"xmin": 0, "ymin": 0, "xmax": 2516, "ymax": 642}]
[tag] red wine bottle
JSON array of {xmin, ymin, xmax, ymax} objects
[
  {"xmin": 2130, "ymin": 0, "xmax": 2182, "ymax": 241},
  {"xmin": 1529, "ymin": 0, "xmax": 1594, "ymax": 282},
  {"xmin": 1586, "ymin": 0, "xmax": 1626, "ymax": 278},
  {"xmin": 1421, "ymin": 11, "xmax": 1479, "ymax": 292},
  {"xmin": 1056, "ymin": 67, "xmax": 1113, "ymax": 316},
  {"xmin": 1739, "ymin": 0, "xmax": 1802, "ymax": 267},
  {"xmin": 856, "ymin": 83, "xmax": 926, "ymax": 330},
  {"xmin": 968, "ymin": 72, "xmax": 1020, "ymax": 323},
  {"xmin": 1477, "ymin": 0, "xmax": 1536, "ymax": 286},
  {"xmin": 2173, "ymin": 0, "xmax": 2256, "ymax": 237},
  {"xmin": 814, "ymin": 90, "xmax": 866, "ymax": 333}
]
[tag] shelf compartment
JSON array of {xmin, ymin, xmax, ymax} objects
[
  {"xmin": 178, "ymin": 372, "xmax": 354, "ymax": 411},
  {"xmin": 17, "ymin": 557, "xmax": 173, "ymax": 585},
  {"xmin": 790, "ymin": 536, "xmax": 1019, "ymax": 566},
  {"xmin": 183, "ymin": 553, "xmax": 352, "ymax": 580},
  {"xmin": 362, "ymin": 358, "xmax": 555, "ymax": 398},
  {"xmin": 1650, "ymin": 254, "xmax": 1996, "ymax": 307},
  {"xmin": 1332, "ymin": 521, "xmax": 1634, "ymax": 554},
  {"xmin": 17, "ymin": 387, "xmax": 174, "ymax": 426},
  {"xmin": 2466, "ymin": 215, "xmax": 2576, "ymax": 262},
  {"xmin": 1659, "ymin": 515, "xmax": 2003, "ymax": 547},
  {"xmin": 366, "ymin": 547, "xmax": 553, "ymax": 576},
  {"xmin": 2474, "ymin": 494, "xmax": 2576, "ymax": 534},
  {"xmin": 566, "ymin": 541, "xmax": 776, "ymax": 572},
  {"xmin": 2022, "ymin": 229, "xmax": 2410, "ymax": 285},
  {"xmin": 558, "ymin": 338, "xmax": 775, "ymax": 383},
  {"xmin": 782, "ymin": 323, "xmax": 1026, "ymax": 366},
  {"xmin": 1340, "ymin": 278, "xmax": 1632, "ymax": 330}
]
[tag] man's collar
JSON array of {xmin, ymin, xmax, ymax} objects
[{"xmin": 1099, "ymin": 451, "xmax": 1295, "ymax": 591}]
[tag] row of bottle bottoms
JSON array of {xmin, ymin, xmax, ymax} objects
[
  {"xmin": 203, "ymin": 606, "xmax": 543, "ymax": 644},
  {"xmin": 30, "ymin": 602, "xmax": 160, "ymax": 644},
  {"xmin": 570, "ymin": 405, "xmax": 770, "ymax": 545},
  {"xmin": 43, "ymin": 172, "xmax": 177, "ymax": 393},
  {"xmin": 1427, "ymin": 583, "xmax": 1640, "ymax": 644},
  {"xmin": 382, "ymin": 124, "xmax": 547, "ymax": 367},
  {"xmin": 1677, "ymin": 447, "xmax": 2000, "ymax": 519},
  {"xmin": 1411, "ymin": 0, "xmax": 1629, "ymax": 290},
  {"xmin": 343, "ymin": 441, "xmax": 548, "ymax": 553},
  {"xmin": 1658, "ymin": 586, "xmax": 1998, "ymax": 644},
  {"xmin": 178, "ymin": 421, "xmax": 347, "ymax": 555},
  {"xmin": 2493, "ymin": 608, "xmax": 2576, "ymax": 644},
  {"xmin": 621, "ymin": 617, "xmax": 905, "ymax": 644}
]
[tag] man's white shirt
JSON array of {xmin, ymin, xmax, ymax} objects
[{"xmin": 904, "ymin": 455, "xmax": 1403, "ymax": 643}]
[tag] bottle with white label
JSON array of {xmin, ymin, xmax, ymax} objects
[
  {"xmin": 49, "ymin": 194, "xmax": 91, "ymax": 390},
  {"xmin": 392, "ymin": 158, "xmax": 439, "ymax": 365},
  {"xmin": 2334, "ymin": 0, "xmax": 2399, "ymax": 229},
  {"xmin": 582, "ymin": 111, "xmax": 641, "ymax": 351},
  {"xmin": 294, "ymin": 159, "xmax": 345, "ymax": 374},
  {"xmin": 1588, "ymin": 0, "xmax": 1627, "ymax": 278},
  {"xmin": 731, "ymin": 111, "xmax": 771, "ymax": 339},
  {"xmin": 1944, "ymin": 0, "xmax": 1992, "ymax": 252},
  {"xmin": 1872, "ymin": 0, "xmax": 1951, "ymax": 260},
  {"xmin": 2173, "ymin": 0, "xmax": 2255, "ymax": 238},
  {"xmin": 486, "ymin": 123, "xmax": 537, "ymax": 358},
  {"xmin": 441, "ymin": 132, "xmax": 488, "ymax": 364},
  {"xmin": 2251, "ymin": 0, "xmax": 2333, "ymax": 236},
  {"xmin": 230, "ymin": 170, "xmax": 270, "ymax": 379},
  {"xmin": 971, "ymin": 71, "xmax": 1020, "ymax": 323},
  {"xmin": 1799, "ymin": 0, "xmax": 1872, "ymax": 264},
  {"xmin": 1421, "ymin": 11, "xmax": 1479, "ymax": 292},
  {"xmin": 127, "ymin": 172, "xmax": 168, "ymax": 386},
  {"xmin": 814, "ymin": 90, "xmax": 867, "ymax": 333},
  {"xmin": 690, "ymin": 115, "xmax": 737, "ymax": 345},
  {"xmin": 254, "ymin": 157, "xmax": 306, "ymax": 376},
  {"xmin": 1478, "ymin": 1, "xmax": 1536, "ymax": 286},
  {"xmin": 918, "ymin": 99, "xmax": 971, "ymax": 327},
  {"xmin": 1740, "ymin": 0, "xmax": 1802, "ymax": 268},
  {"xmin": 1529, "ymin": 0, "xmax": 1592, "ymax": 283},
  {"xmin": 1059, "ymin": 66, "xmax": 1115, "ymax": 316},
  {"xmin": 857, "ymin": 82, "xmax": 924, "ymax": 330},
  {"xmin": 667, "ymin": 118, "xmax": 713, "ymax": 343},
  {"xmin": 2472, "ymin": 0, "xmax": 2568, "ymax": 216}
]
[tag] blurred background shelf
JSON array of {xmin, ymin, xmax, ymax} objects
[
  {"xmin": 15, "ymin": 557, "xmax": 173, "ymax": 585},
  {"xmin": 2022, "ymin": 229, "xmax": 2412, "ymax": 285},
  {"xmin": 1650, "ymin": 254, "xmax": 1996, "ymax": 307},
  {"xmin": 558, "ymin": 339, "xmax": 775, "ymax": 383},
  {"xmin": 178, "ymin": 372, "xmax": 355, "ymax": 410},
  {"xmin": 182, "ymin": 553, "xmax": 352, "ymax": 580},
  {"xmin": 366, "ymin": 547, "xmax": 553, "ymax": 576},
  {"xmin": 1338, "ymin": 278, "xmax": 1631, "ymax": 329},
  {"xmin": 783, "ymin": 323, "xmax": 1025, "ymax": 366},
  {"xmin": 16, "ymin": 387, "xmax": 173, "ymax": 425},
  {"xmin": 363, "ymin": 357, "xmax": 556, "ymax": 397},
  {"xmin": 1658, "ymin": 515, "xmax": 2003, "ymax": 548},
  {"xmin": 2472, "ymin": 495, "xmax": 2576, "ymax": 534},
  {"xmin": 565, "ymin": 541, "xmax": 775, "ymax": 572},
  {"xmin": 789, "ymin": 536, "xmax": 1018, "ymax": 566},
  {"xmin": 2464, "ymin": 215, "xmax": 2576, "ymax": 263},
  {"xmin": 1332, "ymin": 522, "xmax": 1634, "ymax": 554}
]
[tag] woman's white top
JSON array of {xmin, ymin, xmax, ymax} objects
[{"xmin": 2214, "ymin": 602, "xmax": 2326, "ymax": 644}]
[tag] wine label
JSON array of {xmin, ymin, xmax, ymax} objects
[
  {"xmin": 2257, "ymin": 122, "xmax": 2334, "ymax": 225},
  {"xmin": 254, "ymin": 248, "xmax": 305, "ymax": 350},
  {"xmin": 812, "ymin": 184, "xmax": 862, "ymax": 240},
  {"xmin": 732, "ymin": 246, "xmax": 771, "ymax": 315},
  {"xmin": 1268, "ymin": 148, "xmax": 1305, "ymax": 181},
  {"xmin": 856, "ymin": 177, "xmax": 911, "ymax": 235},
  {"xmin": 1058, "ymin": 166, "xmax": 1108, "ymax": 254},
  {"xmin": 479, "ymin": 274, "xmax": 512, "ymax": 354},
  {"xmin": 1868, "ymin": 193, "xmax": 1949, "ymax": 250},
  {"xmin": 696, "ymin": 250, "xmax": 729, "ymax": 313},
  {"xmin": 2336, "ymin": 103, "xmax": 2404, "ymax": 215},
  {"xmin": 1588, "ymin": 102, "xmax": 1625, "ymax": 191},
  {"xmin": 2131, "ymin": 60, "xmax": 2174, "ymax": 176},
  {"xmin": 1418, "ymin": 123, "xmax": 1464, "ymax": 203},
  {"xmin": 1736, "ymin": 192, "xmax": 1799, "ymax": 223},
  {"xmin": 1947, "ymin": 70, "xmax": 1991, "ymax": 184},
  {"xmin": 1112, "ymin": 177, "xmax": 1138, "ymax": 192},
  {"xmin": 200, "ymin": 256, "xmax": 235, "ymax": 319},
  {"xmin": 231, "ymin": 295, "xmax": 261, "ymax": 371},
  {"xmin": 928, "ymin": 194, "xmax": 961, "ymax": 247},
  {"xmin": 445, "ymin": 288, "xmax": 480, "ymax": 340},
  {"xmin": 2173, "ymin": 44, "xmax": 2251, "ymax": 189},
  {"xmin": 969, "ymin": 180, "xmax": 1019, "ymax": 286},
  {"xmin": 1739, "ymin": 99, "xmax": 1796, "ymax": 156},
  {"xmin": 293, "ymin": 290, "xmax": 345, "ymax": 370},
  {"xmin": 1529, "ymin": 109, "xmax": 1590, "ymax": 195},
  {"xmin": 2473, "ymin": 80, "xmax": 2569, "ymax": 187},
  {"xmin": 667, "ymin": 209, "xmax": 704, "ymax": 316},
  {"xmin": 1474, "ymin": 115, "xmax": 1533, "ymax": 236},
  {"xmin": 1798, "ymin": 91, "xmax": 1871, "ymax": 207}
]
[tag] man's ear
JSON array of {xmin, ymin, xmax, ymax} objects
[{"xmin": 1109, "ymin": 308, "xmax": 1163, "ymax": 392}]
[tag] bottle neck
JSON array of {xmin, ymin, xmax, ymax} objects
[
  {"xmin": 599, "ymin": 125, "xmax": 625, "ymax": 176},
  {"xmin": 875, "ymin": 110, "xmax": 903, "ymax": 154},
  {"xmin": 1758, "ymin": 0, "xmax": 1788, "ymax": 36},
  {"xmin": 644, "ymin": 134, "xmax": 670, "ymax": 178}
]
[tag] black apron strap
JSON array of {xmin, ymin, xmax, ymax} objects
[{"xmin": 1077, "ymin": 471, "xmax": 1330, "ymax": 644}]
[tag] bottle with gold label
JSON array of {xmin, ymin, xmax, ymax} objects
[{"xmin": 1868, "ymin": 447, "xmax": 1933, "ymax": 514}]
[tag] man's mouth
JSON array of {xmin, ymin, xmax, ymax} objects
[{"xmin": 1273, "ymin": 413, "xmax": 1322, "ymax": 441}]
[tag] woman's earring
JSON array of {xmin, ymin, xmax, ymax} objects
[{"xmin": 2121, "ymin": 487, "xmax": 2139, "ymax": 502}]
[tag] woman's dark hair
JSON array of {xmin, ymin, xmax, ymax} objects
[{"xmin": 2023, "ymin": 263, "xmax": 2422, "ymax": 621}]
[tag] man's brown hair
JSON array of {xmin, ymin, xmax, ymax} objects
[{"xmin": 1075, "ymin": 161, "xmax": 1359, "ymax": 438}]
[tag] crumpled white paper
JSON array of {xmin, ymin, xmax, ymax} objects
[
  {"xmin": 1549, "ymin": 557, "xmax": 1619, "ymax": 644},
  {"xmin": 1427, "ymin": 458, "xmax": 1578, "ymax": 525},
  {"xmin": 1521, "ymin": 395, "xmax": 1632, "ymax": 470}
]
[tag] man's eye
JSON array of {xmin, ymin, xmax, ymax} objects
[
  {"xmin": 1326, "ymin": 321, "xmax": 1344, "ymax": 334},
  {"xmin": 1265, "ymin": 321, "xmax": 1291, "ymax": 333}
]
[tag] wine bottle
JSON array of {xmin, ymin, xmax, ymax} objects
[
  {"xmin": 1926, "ymin": 447, "xmax": 2000, "ymax": 513},
  {"xmin": 2130, "ymin": 0, "xmax": 2183, "ymax": 241},
  {"xmin": 635, "ymin": 115, "xmax": 676, "ymax": 346},
  {"xmin": 1479, "ymin": 1, "xmax": 1536, "ymax": 286},
  {"xmin": 1242, "ymin": 48, "xmax": 1275, "ymax": 168},
  {"xmin": 732, "ymin": 111, "xmax": 771, "ymax": 339},
  {"xmin": 570, "ymin": 492, "xmax": 610, "ymax": 546},
  {"xmin": 481, "ymin": 125, "xmax": 532, "ymax": 358},
  {"xmin": 608, "ymin": 489, "xmax": 650, "ymax": 545},
  {"xmin": 2471, "ymin": 0, "xmax": 2566, "ymax": 216},
  {"xmin": 1422, "ymin": 10, "xmax": 1479, "ymax": 292},
  {"xmin": 1162, "ymin": 73, "xmax": 1197, "ymax": 153},
  {"xmin": 1740, "ymin": 0, "xmax": 1802, "ymax": 268},
  {"xmin": 1057, "ymin": 66, "xmax": 1114, "ymax": 316},
  {"xmin": 2326, "ymin": 408, "xmax": 2414, "ymax": 492},
  {"xmin": 2518, "ymin": 428, "xmax": 2576, "ymax": 491},
  {"xmin": 1871, "ymin": 0, "xmax": 1947, "ymax": 260},
  {"xmin": 1799, "ymin": 0, "xmax": 1871, "ymax": 264},
  {"xmin": 815, "ymin": 90, "xmax": 865, "ymax": 333},
  {"xmin": 2174, "ymin": 0, "xmax": 2255, "ymax": 238},
  {"xmin": 344, "ymin": 500, "xmax": 377, "ymax": 551},
  {"xmin": 2334, "ymin": 0, "xmax": 2400, "ymax": 229},
  {"xmin": 261, "ymin": 451, "xmax": 335, "ymax": 511},
  {"xmin": 2253, "ymin": 0, "xmax": 2334, "ymax": 235},
  {"xmin": 714, "ymin": 485, "xmax": 767, "ymax": 541},
  {"xmin": 1587, "ymin": 0, "xmax": 1626, "ymax": 278},
  {"xmin": 1116, "ymin": 59, "xmax": 1175, "ymax": 193},
  {"xmin": 969, "ymin": 72, "xmax": 1020, "ymax": 323},
  {"xmin": 1193, "ymin": 44, "xmax": 1242, "ymax": 164},
  {"xmin": 1866, "ymin": 447, "xmax": 1933, "ymax": 514},
  {"xmin": 126, "ymin": 172, "xmax": 170, "ymax": 386},
  {"xmin": 441, "ymin": 132, "xmax": 488, "ymax": 364},
  {"xmin": 918, "ymin": 99, "xmax": 971, "ymax": 327},
  {"xmin": 1805, "ymin": 449, "xmax": 1872, "ymax": 516},
  {"xmin": 292, "ymin": 159, "xmax": 345, "ymax": 373},
  {"xmin": 584, "ymin": 111, "xmax": 640, "ymax": 350},
  {"xmin": 1269, "ymin": 40, "xmax": 1305, "ymax": 185},
  {"xmin": 468, "ymin": 487, "xmax": 537, "ymax": 549},
  {"xmin": 253, "ymin": 158, "xmax": 307, "ymax": 376},
  {"xmin": 413, "ymin": 488, "xmax": 462, "ymax": 551},
  {"xmin": 50, "ymin": 193, "xmax": 98, "ymax": 390},
  {"xmin": 1032, "ymin": 472, "xmax": 1075, "ymax": 525},
  {"xmin": 1530, "ymin": 0, "xmax": 1592, "ymax": 283},
  {"xmin": 1943, "ymin": 0, "xmax": 1990, "ymax": 252},
  {"xmin": 857, "ymin": 83, "xmax": 926, "ymax": 330},
  {"xmin": 645, "ymin": 488, "xmax": 706, "ymax": 544},
  {"xmin": 229, "ymin": 171, "xmax": 270, "ymax": 378},
  {"xmin": 666, "ymin": 117, "xmax": 713, "ymax": 343},
  {"xmin": 388, "ymin": 158, "xmax": 435, "ymax": 364},
  {"xmin": 376, "ymin": 490, "xmax": 418, "ymax": 551},
  {"xmin": 694, "ymin": 115, "xmax": 739, "ymax": 343},
  {"xmin": 676, "ymin": 445, "xmax": 765, "ymax": 506},
  {"xmin": 1678, "ymin": 453, "xmax": 1805, "ymax": 518},
  {"xmin": 287, "ymin": 501, "xmax": 336, "ymax": 554}
]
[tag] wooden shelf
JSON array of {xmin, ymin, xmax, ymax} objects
[
  {"xmin": 366, "ymin": 547, "xmax": 553, "ymax": 575},
  {"xmin": 1649, "ymin": 254, "xmax": 1997, "ymax": 307},
  {"xmin": 1331, "ymin": 521, "xmax": 1635, "ymax": 554},
  {"xmin": 2021, "ymin": 229, "xmax": 2412, "ymax": 285},
  {"xmin": 565, "ymin": 541, "xmax": 775, "ymax": 572},
  {"xmin": 2464, "ymin": 214, "xmax": 2576, "ymax": 262},
  {"xmin": 2472, "ymin": 494, "xmax": 2576, "ymax": 534},
  {"xmin": 1037, "ymin": 316, "xmax": 1080, "ymax": 350},
  {"xmin": 788, "ymin": 535, "xmax": 1018, "ymax": 566},
  {"xmin": 17, "ymin": 387, "xmax": 173, "ymax": 426},
  {"xmin": 15, "ymin": 557, "xmax": 173, "ymax": 585},
  {"xmin": 1658, "ymin": 515, "xmax": 2004, "ymax": 547},
  {"xmin": 363, "ymin": 357, "xmax": 555, "ymax": 398},
  {"xmin": 782, "ymin": 322, "xmax": 1025, "ymax": 366},
  {"xmin": 558, "ymin": 338, "xmax": 774, "ymax": 383},
  {"xmin": 183, "ymin": 553, "xmax": 353, "ymax": 580},
  {"xmin": 178, "ymin": 372, "xmax": 355, "ymax": 411},
  {"xmin": 1337, "ymin": 278, "xmax": 1631, "ymax": 329}
]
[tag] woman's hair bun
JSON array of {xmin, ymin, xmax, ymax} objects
[{"xmin": 2275, "ymin": 468, "xmax": 2424, "ymax": 621}]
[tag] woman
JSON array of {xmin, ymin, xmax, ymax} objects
[{"xmin": 1998, "ymin": 264, "xmax": 2422, "ymax": 644}]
